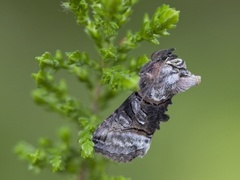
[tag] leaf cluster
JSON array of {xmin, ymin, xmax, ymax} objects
[{"xmin": 15, "ymin": 0, "xmax": 179, "ymax": 179}]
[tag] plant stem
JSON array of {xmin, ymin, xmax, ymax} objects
[
  {"xmin": 78, "ymin": 166, "xmax": 87, "ymax": 180},
  {"xmin": 92, "ymin": 83, "xmax": 102, "ymax": 114}
]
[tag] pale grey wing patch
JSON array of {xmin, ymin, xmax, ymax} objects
[
  {"xmin": 94, "ymin": 131, "xmax": 151, "ymax": 162},
  {"xmin": 131, "ymin": 99, "xmax": 147, "ymax": 125},
  {"xmin": 116, "ymin": 112, "xmax": 133, "ymax": 128}
]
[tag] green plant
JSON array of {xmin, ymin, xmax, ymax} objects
[{"xmin": 15, "ymin": 0, "xmax": 179, "ymax": 179}]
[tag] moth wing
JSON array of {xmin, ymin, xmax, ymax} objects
[{"xmin": 93, "ymin": 93, "xmax": 151, "ymax": 162}]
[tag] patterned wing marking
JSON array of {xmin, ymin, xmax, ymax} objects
[{"xmin": 93, "ymin": 92, "xmax": 171, "ymax": 162}]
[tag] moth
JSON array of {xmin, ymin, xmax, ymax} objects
[{"xmin": 93, "ymin": 49, "xmax": 201, "ymax": 162}]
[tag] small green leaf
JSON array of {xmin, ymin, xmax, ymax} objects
[
  {"xmin": 99, "ymin": 46, "xmax": 117, "ymax": 61},
  {"xmin": 50, "ymin": 155, "xmax": 64, "ymax": 172},
  {"xmin": 28, "ymin": 149, "xmax": 46, "ymax": 166},
  {"xmin": 57, "ymin": 127, "xmax": 70, "ymax": 144},
  {"xmin": 15, "ymin": 142, "xmax": 35, "ymax": 159},
  {"xmin": 78, "ymin": 115, "xmax": 97, "ymax": 158},
  {"xmin": 66, "ymin": 51, "xmax": 90, "ymax": 66},
  {"xmin": 55, "ymin": 50, "xmax": 63, "ymax": 62},
  {"xmin": 81, "ymin": 140, "xmax": 94, "ymax": 158},
  {"xmin": 79, "ymin": 130, "xmax": 94, "ymax": 158},
  {"xmin": 38, "ymin": 138, "xmax": 52, "ymax": 148},
  {"xmin": 102, "ymin": 21, "xmax": 119, "ymax": 36},
  {"xmin": 130, "ymin": 54, "xmax": 149, "ymax": 71},
  {"xmin": 68, "ymin": 0, "xmax": 90, "ymax": 25},
  {"xmin": 100, "ymin": 66, "xmax": 138, "ymax": 90},
  {"xmin": 70, "ymin": 66, "xmax": 88, "ymax": 81},
  {"xmin": 150, "ymin": 4, "xmax": 179, "ymax": 36}
]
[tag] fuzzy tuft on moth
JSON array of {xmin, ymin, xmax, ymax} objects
[{"xmin": 93, "ymin": 49, "xmax": 201, "ymax": 163}]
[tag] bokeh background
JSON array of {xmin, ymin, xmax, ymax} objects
[{"xmin": 1, "ymin": 0, "xmax": 240, "ymax": 179}]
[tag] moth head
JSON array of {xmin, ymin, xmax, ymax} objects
[
  {"xmin": 139, "ymin": 49, "xmax": 201, "ymax": 102},
  {"xmin": 162, "ymin": 51, "xmax": 201, "ymax": 94}
]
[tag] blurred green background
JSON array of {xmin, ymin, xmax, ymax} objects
[{"xmin": 1, "ymin": 0, "xmax": 240, "ymax": 179}]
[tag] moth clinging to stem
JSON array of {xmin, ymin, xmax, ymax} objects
[{"xmin": 93, "ymin": 49, "xmax": 201, "ymax": 162}]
